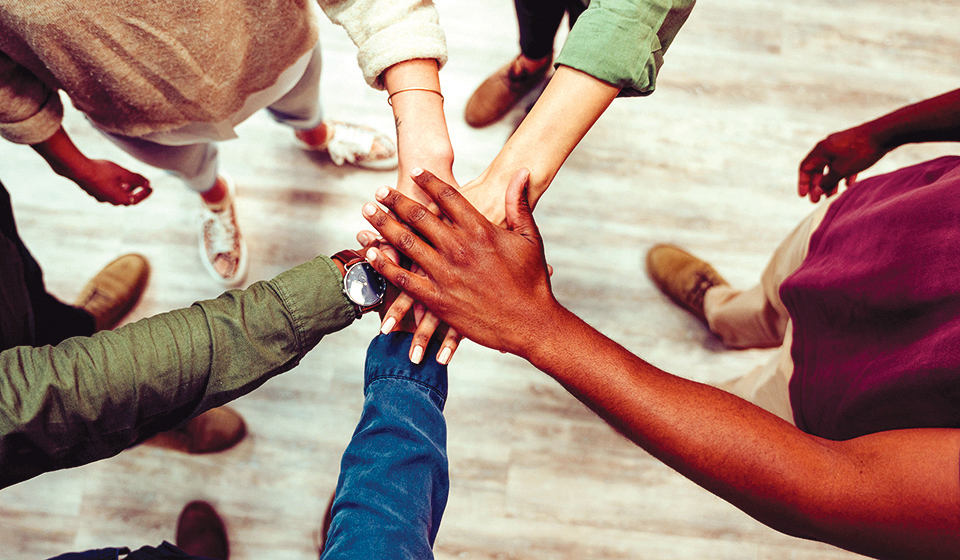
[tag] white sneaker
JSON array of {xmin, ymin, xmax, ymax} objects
[
  {"xmin": 296, "ymin": 121, "xmax": 398, "ymax": 171},
  {"xmin": 199, "ymin": 173, "xmax": 248, "ymax": 287}
]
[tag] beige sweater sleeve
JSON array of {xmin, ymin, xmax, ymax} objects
[
  {"xmin": 317, "ymin": 0, "xmax": 448, "ymax": 89},
  {"xmin": 0, "ymin": 51, "xmax": 62, "ymax": 145}
]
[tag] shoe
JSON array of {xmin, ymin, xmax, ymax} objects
[
  {"xmin": 464, "ymin": 55, "xmax": 551, "ymax": 128},
  {"xmin": 200, "ymin": 174, "xmax": 248, "ymax": 287},
  {"xmin": 75, "ymin": 254, "xmax": 150, "ymax": 332},
  {"xmin": 176, "ymin": 501, "xmax": 229, "ymax": 560},
  {"xmin": 645, "ymin": 244, "xmax": 729, "ymax": 323},
  {"xmin": 296, "ymin": 121, "xmax": 398, "ymax": 171},
  {"xmin": 143, "ymin": 406, "xmax": 247, "ymax": 454}
]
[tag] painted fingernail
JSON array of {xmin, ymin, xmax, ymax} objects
[
  {"xmin": 380, "ymin": 316, "xmax": 396, "ymax": 335},
  {"xmin": 362, "ymin": 203, "xmax": 377, "ymax": 217},
  {"xmin": 437, "ymin": 347, "xmax": 452, "ymax": 365},
  {"xmin": 411, "ymin": 167, "xmax": 424, "ymax": 177},
  {"xmin": 375, "ymin": 186, "xmax": 390, "ymax": 200},
  {"xmin": 411, "ymin": 345, "xmax": 424, "ymax": 364},
  {"xmin": 365, "ymin": 248, "xmax": 377, "ymax": 262}
]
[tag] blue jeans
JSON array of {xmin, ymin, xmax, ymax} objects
[
  {"xmin": 50, "ymin": 332, "xmax": 449, "ymax": 560},
  {"xmin": 321, "ymin": 332, "xmax": 449, "ymax": 560}
]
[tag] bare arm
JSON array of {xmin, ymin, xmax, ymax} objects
[
  {"xmin": 362, "ymin": 169, "xmax": 960, "ymax": 559},
  {"xmin": 799, "ymin": 88, "xmax": 960, "ymax": 202},
  {"xmin": 459, "ymin": 66, "xmax": 619, "ymax": 227},
  {"xmin": 31, "ymin": 126, "xmax": 151, "ymax": 206}
]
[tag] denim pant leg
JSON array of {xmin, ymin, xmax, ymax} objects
[
  {"xmin": 0, "ymin": 180, "xmax": 94, "ymax": 349},
  {"xmin": 321, "ymin": 333, "xmax": 449, "ymax": 560},
  {"xmin": 515, "ymin": 0, "xmax": 588, "ymax": 60}
]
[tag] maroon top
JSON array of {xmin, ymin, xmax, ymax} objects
[{"xmin": 782, "ymin": 156, "xmax": 960, "ymax": 440}]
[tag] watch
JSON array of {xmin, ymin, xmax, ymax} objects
[{"xmin": 331, "ymin": 249, "xmax": 387, "ymax": 316}]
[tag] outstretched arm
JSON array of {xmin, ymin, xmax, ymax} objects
[
  {"xmin": 0, "ymin": 256, "xmax": 356, "ymax": 488},
  {"xmin": 458, "ymin": 66, "xmax": 619, "ymax": 227},
  {"xmin": 31, "ymin": 126, "xmax": 151, "ymax": 205},
  {"xmin": 361, "ymin": 169, "xmax": 960, "ymax": 559},
  {"xmin": 321, "ymin": 332, "xmax": 449, "ymax": 560},
  {"xmin": 799, "ymin": 88, "xmax": 960, "ymax": 202}
]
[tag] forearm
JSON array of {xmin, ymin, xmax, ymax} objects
[
  {"xmin": 322, "ymin": 333, "xmax": 449, "ymax": 560},
  {"xmin": 30, "ymin": 126, "xmax": 95, "ymax": 182},
  {"xmin": 382, "ymin": 59, "xmax": 455, "ymax": 195},
  {"xmin": 0, "ymin": 256, "xmax": 355, "ymax": 488},
  {"xmin": 864, "ymin": 88, "xmax": 960, "ymax": 150},
  {"xmin": 466, "ymin": 66, "xmax": 619, "ymax": 225},
  {"xmin": 526, "ymin": 306, "xmax": 960, "ymax": 559}
]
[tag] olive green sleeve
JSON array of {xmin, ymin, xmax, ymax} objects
[
  {"xmin": 555, "ymin": 0, "xmax": 695, "ymax": 97},
  {"xmin": 0, "ymin": 256, "xmax": 355, "ymax": 488}
]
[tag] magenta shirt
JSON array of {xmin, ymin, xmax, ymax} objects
[{"xmin": 782, "ymin": 156, "xmax": 960, "ymax": 440}]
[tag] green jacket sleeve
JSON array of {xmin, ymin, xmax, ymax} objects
[
  {"xmin": 555, "ymin": 0, "xmax": 695, "ymax": 97},
  {"xmin": 0, "ymin": 255, "xmax": 355, "ymax": 488}
]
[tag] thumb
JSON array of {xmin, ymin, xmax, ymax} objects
[{"xmin": 504, "ymin": 168, "xmax": 540, "ymax": 240}]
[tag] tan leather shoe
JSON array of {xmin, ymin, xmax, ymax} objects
[
  {"xmin": 176, "ymin": 501, "xmax": 229, "ymax": 560},
  {"xmin": 143, "ymin": 406, "xmax": 247, "ymax": 454},
  {"xmin": 645, "ymin": 244, "xmax": 729, "ymax": 323},
  {"xmin": 75, "ymin": 254, "xmax": 150, "ymax": 332},
  {"xmin": 464, "ymin": 55, "xmax": 551, "ymax": 128}
]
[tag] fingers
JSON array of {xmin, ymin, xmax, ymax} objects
[
  {"xmin": 379, "ymin": 291, "xmax": 415, "ymax": 335},
  {"xmin": 362, "ymin": 199, "xmax": 436, "ymax": 266},
  {"xmin": 437, "ymin": 327, "xmax": 462, "ymax": 365},
  {"xmin": 410, "ymin": 168, "xmax": 483, "ymax": 227},
  {"xmin": 409, "ymin": 310, "xmax": 442, "ymax": 364},
  {"xmin": 503, "ymin": 168, "xmax": 541, "ymax": 241},
  {"xmin": 364, "ymin": 247, "xmax": 435, "ymax": 310}
]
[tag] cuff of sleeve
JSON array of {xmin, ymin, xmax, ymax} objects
[
  {"xmin": 555, "ymin": 7, "xmax": 662, "ymax": 96},
  {"xmin": 364, "ymin": 332, "xmax": 448, "ymax": 409},
  {"xmin": 269, "ymin": 256, "xmax": 356, "ymax": 351},
  {"xmin": 357, "ymin": 20, "xmax": 448, "ymax": 90},
  {"xmin": 0, "ymin": 89, "xmax": 63, "ymax": 144}
]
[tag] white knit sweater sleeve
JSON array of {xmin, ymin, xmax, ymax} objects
[
  {"xmin": 0, "ymin": 51, "xmax": 63, "ymax": 145},
  {"xmin": 317, "ymin": 0, "xmax": 447, "ymax": 90}
]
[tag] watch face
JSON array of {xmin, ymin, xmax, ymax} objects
[{"xmin": 344, "ymin": 261, "xmax": 387, "ymax": 307}]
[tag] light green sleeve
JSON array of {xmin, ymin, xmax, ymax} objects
[
  {"xmin": 555, "ymin": 0, "xmax": 695, "ymax": 97},
  {"xmin": 0, "ymin": 256, "xmax": 355, "ymax": 488}
]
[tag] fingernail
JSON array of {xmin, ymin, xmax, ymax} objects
[
  {"xmin": 362, "ymin": 203, "xmax": 377, "ymax": 217},
  {"xmin": 375, "ymin": 186, "xmax": 390, "ymax": 200},
  {"xmin": 437, "ymin": 347, "xmax": 452, "ymax": 365},
  {"xmin": 411, "ymin": 345, "xmax": 424, "ymax": 364},
  {"xmin": 365, "ymin": 248, "xmax": 377, "ymax": 262},
  {"xmin": 411, "ymin": 167, "xmax": 424, "ymax": 177},
  {"xmin": 380, "ymin": 316, "xmax": 396, "ymax": 335}
]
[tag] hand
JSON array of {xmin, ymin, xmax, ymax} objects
[
  {"xmin": 357, "ymin": 229, "xmax": 462, "ymax": 365},
  {"xmin": 798, "ymin": 124, "xmax": 887, "ymax": 202},
  {"xmin": 361, "ymin": 168, "xmax": 559, "ymax": 357},
  {"xmin": 73, "ymin": 159, "xmax": 152, "ymax": 206}
]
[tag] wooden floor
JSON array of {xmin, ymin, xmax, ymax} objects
[{"xmin": 2, "ymin": 0, "xmax": 958, "ymax": 558}]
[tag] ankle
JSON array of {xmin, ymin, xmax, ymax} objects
[
  {"xmin": 296, "ymin": 122, "xmax": 331, "ymax": 148},
  {"xmin": 516, "ymin": 54, "xmax": 551, "ymax": 73},
  {"xmin": 201, "ymin": 177, "xmax": 228, "ymax": 206}
]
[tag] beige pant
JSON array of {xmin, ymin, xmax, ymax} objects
[{"xmin": 702, "ymin": 201, "xmax": 833, "ymax": 424}]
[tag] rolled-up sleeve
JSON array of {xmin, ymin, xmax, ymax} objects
[
  {"xmin": 318, "ymin": 0, "xmax": 448, "ymax": 89},
  {"xmin": 555, "ymin": 0, "xmax": 695, "ymax": 97},
  {"xmin": 0, "ymin": 51, "xmax": 63, "ymax": 144}
]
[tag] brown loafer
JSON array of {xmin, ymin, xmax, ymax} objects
[
  {"xmin": 464, "ymin": 55, "xmax": 551, "ymax": 128},
  {"xmin": 143, "ymin": 406, "xmax": 247, "ymax": 454},
  {"xmin": 75, "ymin": 254, "xmax": 150, "ymax": 331},
  {"xmin": 176, "ymin": 501, "xmax": 229, "ymax": 560},
  {"xmin": 645, "ymin": 244, "xmax": 729, "ymax": 323}
]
